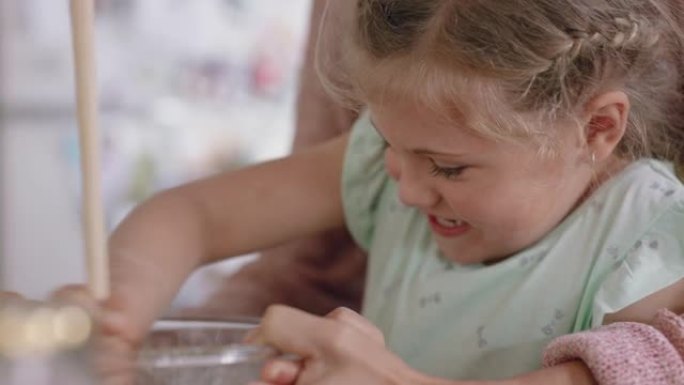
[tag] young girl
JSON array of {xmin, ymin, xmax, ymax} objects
[{"xmin": 47, "ymin": 0, "xmax": 684, "ymax": 383}]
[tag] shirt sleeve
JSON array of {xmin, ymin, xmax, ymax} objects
[
  {"xmin": 591, "ymin": 197, "xmax": 684, "ymax": 327},
  {"xmin": 543, "ymin": 309, "xmax": 684, "ymax": 385},
  {"xmin": 341, "ymin": 110, "xmax": 390, "ymax": 251}
]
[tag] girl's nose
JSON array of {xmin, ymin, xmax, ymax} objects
[{"xmin": 384, "ymin": 148, "xmax": 439, "ymax": 210}]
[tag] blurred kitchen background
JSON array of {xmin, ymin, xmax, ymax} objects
[{"xmin": 0, "ymin": 0, "xmax": 312, "ymax": 304}]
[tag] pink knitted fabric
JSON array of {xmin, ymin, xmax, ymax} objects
[{"xmin": 543, "ymin": 309, "xmax": 684, "ymax": 385}]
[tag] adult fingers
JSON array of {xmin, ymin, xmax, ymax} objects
[
  {"xmin": 325, "ymin": 307, "xmax": 384, "ymax": 346},
  {"xmin": 260, "ymin": 358, "xmax": 303, "ymax": 384}
]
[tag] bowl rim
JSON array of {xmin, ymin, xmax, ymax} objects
[{"xmin": 138, "ymin": 317, "xmax": 277, "ymax": 369}]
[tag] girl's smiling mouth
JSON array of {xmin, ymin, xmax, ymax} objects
[{"xmin": 428, "ymin": 215, "xmax": 471, "ymax": 237}]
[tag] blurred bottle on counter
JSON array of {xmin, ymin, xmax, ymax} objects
[{"xmin": 0, "ymin": 301, "xmax": 94, "ymax": 385}]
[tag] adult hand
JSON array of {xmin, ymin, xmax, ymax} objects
[{"xmin": 246, "ymin": 305, "xmax": 422, "ymax": 385}]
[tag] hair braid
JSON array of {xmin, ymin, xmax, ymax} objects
[{"xmin": 321, "ymin": 0, "xmax": 684, "ymax": 169}]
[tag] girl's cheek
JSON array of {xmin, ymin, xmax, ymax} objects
[{"xmin": 384, "ymin": 148, "xmax": 401, "ymax": 181}]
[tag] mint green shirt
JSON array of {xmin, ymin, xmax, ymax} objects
[{"xmin": 342, "ymin": 112, "xmax": 684, "ymax": 380}]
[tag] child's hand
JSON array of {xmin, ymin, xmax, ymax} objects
[
  {"xmin": 1, "ymin": 287, "xmax": 143, "ymax": 385},
  {"xmin": 51, "ymin": 284, "xmax": 150, "ymax": 385},
  {"xmin": 246, "ymin": 305, "xmax": 420, "ymax": 385}
]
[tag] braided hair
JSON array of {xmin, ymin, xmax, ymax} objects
[{"xmin": 320, "ymin": 0, "xmax": 684, "ymax": 170}]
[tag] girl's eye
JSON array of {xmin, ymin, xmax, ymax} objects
[{"xmin": 430, "ymin": 163, "xmax": 468, "ymax": 179}]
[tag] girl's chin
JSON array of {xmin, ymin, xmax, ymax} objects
[
  {"xmin": 440, "ymin": 246, "xmax": 514, "ymax": 266},
  {"xmin": 438, "ymin": 247, "xmax": 486, "ymax": 265},
  {"xmin": 437, "ymin": 240, "xmax": 508, "ymax": 266}
]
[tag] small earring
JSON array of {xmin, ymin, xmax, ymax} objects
[{"xmin": 591, "ymin": 152, "xmax": 596, "ymax": 166}]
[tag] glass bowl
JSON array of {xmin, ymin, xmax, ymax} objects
[{"xmin": 136, "ymin": 318, "xmax": 276, "ymax": 385}]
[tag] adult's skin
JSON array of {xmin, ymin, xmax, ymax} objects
[{"xmin": 180, "ymin": 0, "xmax": 365, "ymax": 318}]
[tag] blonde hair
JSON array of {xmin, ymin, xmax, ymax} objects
[{"xmin": 318, "ymin": 0, "xmax": 684, "ymax": 164}]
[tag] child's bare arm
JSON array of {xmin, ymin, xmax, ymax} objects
[
  {"xmin": 179, "ymin": 0, "xmax": 363, "ymax": 319},
  {"xmin": 107, "ymin": 133, "xmax": 349, "ymax": 341}
]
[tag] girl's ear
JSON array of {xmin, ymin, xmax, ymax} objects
[{"xmin": 582, "ymin": 91, "xmax": 630, "ymax": 162}]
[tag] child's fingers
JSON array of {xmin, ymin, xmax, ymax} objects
[
  {"xmin": 245, "ymin": 324, "xmax": 302, "ymax": 384},
  {"xmin": 243, "ymin": 325, "xmax": 264, "ymax": 344},
  {"xmin": 256, "ymin": 304, "xmax": 381, "ymax": 360},
  {"xmin": 261, "ymin": 358, "xmax": 302, "ymax": 384},
  {"xmin": 256, "ymin": 305, "xmax": 335, "ymax": 358},
  {"xmin": 50, "ymin": 284, "xmax": 101, "ymax": 315},
  {"xmin": 325, "ymin": 307, "xmax": 385, "ymax": 346},
  {"xmin": 49, "ymin": 285, "xmax": 133, "ymax": 341},
  {"xmin": 92, "ymin": 334, "xmax": 137, "ymax": 376}
]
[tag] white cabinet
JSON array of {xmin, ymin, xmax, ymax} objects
[{"xmin": 0, "ymin": 0, "xmax": 311, "ymax": 299}]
